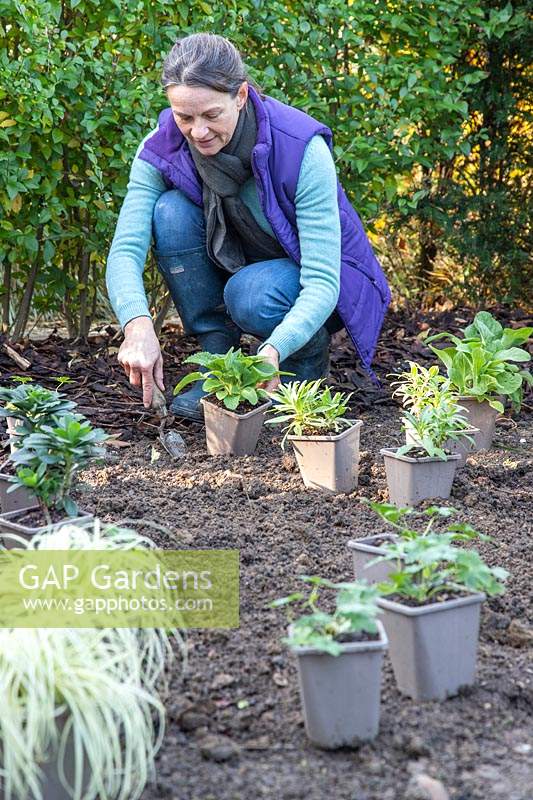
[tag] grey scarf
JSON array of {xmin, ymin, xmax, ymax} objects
[{"xmin": 189, "ymin": 103, "xmax": 284, "ymax": 273}]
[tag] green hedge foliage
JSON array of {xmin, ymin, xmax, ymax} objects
[{"xmin": 0, "ymin": 0, "xmax": 530, "ymax": 337}]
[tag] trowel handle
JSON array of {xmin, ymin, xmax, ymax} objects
[{"xmin": 151, "ymin": 384, "xmax": 168, "ymax": 417}]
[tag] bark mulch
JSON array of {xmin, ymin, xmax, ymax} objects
[{"xmin": 1, "ymin": 306, "xmax": 532, "ymax": 800}]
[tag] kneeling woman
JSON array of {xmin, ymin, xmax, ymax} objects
[{"xmin": 106, "ymin": 33, "xmax": 390, "ymax": 419}]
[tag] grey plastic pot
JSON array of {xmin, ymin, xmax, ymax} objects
[
  {"xmin": 456, "ymin": 396, "xmax": 501, "ymax": 450},
  {"xmin": 291, "ymin": 620, "xmax": 388, "ymax": 748},
  {"xmin": 0, "ymin": 462, "xmax": 39, "ymax": 515},
  {"xmin": 378, "ymin": 592, "xmax": 486, "ymax": 700},
  {"xmin": 0, "ymin": 507, "xmax": 94, "ymax": 548},
  {"xmin": 288, "ymin": 420, "xmax": 363, "ymax": 494},
  {"xmin": 5, "ymin": 416, "xmax": 22, "ymax": 453},
  {"xmin": 201, "ymin": 398, "xmax": 272, "ymax": 456},
  {"xmin": 380, "ymin": 447, "xmax": 461, "ymax": 507},
  {"xmin": 0, "ymin": 712, "xmax": 89, "ymax": 800},
  {"xmin": 347, "ymin": 534, "xmax": 399, "ymax": 584},
  {"xmin": 405, "ymin": 425, "xmax": 480, "ymax": 468}
]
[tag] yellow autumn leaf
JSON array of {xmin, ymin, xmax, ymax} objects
[
  {"xmin": 0, "ymin": 119, "xmax": 17, "ymax": 128},
  {"xmin": 11, "ymin": 194, "xmax": 22, "ymax": 213},
  {"xmin": 0, "ymin": 111, "xmax": 9, "ymax": 122},
  {"xmin": 380, "ymin": 31, "xmax": 390, "ymax": 43}
]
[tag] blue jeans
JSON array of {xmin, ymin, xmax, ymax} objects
[{"xmin": 152, "ymin": 188, "xmax": 309, "ymax": 345}]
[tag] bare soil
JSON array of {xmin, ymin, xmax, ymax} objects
[{"xmin": 1, "ymin": 307, "xmax": 532, "ymax": 799}]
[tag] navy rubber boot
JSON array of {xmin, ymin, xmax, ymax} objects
[{"xmin": 280, "ymin": 326, "xmax": 331, "ymax": 383}]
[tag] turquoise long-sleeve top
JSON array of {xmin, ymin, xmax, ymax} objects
[{"xmin": 106, "ymin": 131, "xmax": 341, "ymax": 362}]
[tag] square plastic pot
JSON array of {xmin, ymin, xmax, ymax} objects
[
  {"xmin": 456, "ymin": 396, "xmax": 501, "ymax": 451},
  {"xmin": 291, "ymin": 620, "xmax": 388, "ymax": 748},
  {"xmin": 0, "ymin": 508, "xmax": 94, "ymax": 548},
  {"xmin": 347, "ymin": 534, "xmax": 399, "ymax": 584},
  {"xmin": 405, "ymin": 425, "xmax": 479, "ymax": 468},
  {"xmin": 5, "ymin": 416, "xmax": 22, "ymax": 453},
  {"xmin": 0, "ymin": 466, "xmax": 39, "ymax": 514},
  {"xmin": 377, "ymin": 592, "xmax": 486, "ymax": 700},
  {"xmin": 380, "ymin": 448, "xmax": 461, "ymax": 507},
  {"xmin": 0, "ymin": 712, "xmax": 89, "ymax": 800},
  {"xmin": 288, "ymin": 420, "xmax": 363, "ymax": 494},
  {"xmin": 201, "ymin": 398, "xmax": 272, "ymax": 456}
]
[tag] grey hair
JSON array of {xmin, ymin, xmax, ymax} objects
[{"xmin": 161, "ymin": 33, "xmax": 256, "ymax": 97}]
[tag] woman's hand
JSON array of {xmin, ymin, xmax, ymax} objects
[
  {"xmin": 259, "ymin": 343, "xmax": 281, "ymax": 393},
  {"xmin": 118, "ymin": 316, "xmax": 164, "ymax": 408}
]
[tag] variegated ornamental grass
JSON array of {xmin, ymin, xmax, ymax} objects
[{"xmin": 0, "ymin": 521, "xmax": 184, "ymax": 800}]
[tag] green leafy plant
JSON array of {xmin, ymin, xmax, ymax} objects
[
  {"xmin": 390, "ymin": 361, "xmax": 451, "ymax": 414},
  {"xmin": 374, "ymin": 533, "xmax": 507, "ymax": 604},
  {"xmin": 271, "ymin": 576, "xmax": 381, "ymax": 656},
  {"xmin": 397, "ymin": 393, "xmax": 474, "ymax": 459},
  {"xmin": 173, "ymin": 348, "xmax": 282, "ymax": 411},
  {"xmin": 0, "ymin": 381, "xmax": 76, "ymax": 436},
  {"xmin": 0, "ymin": 521, "xmax": 183, "ymax": 800},
  {"xmin": 427, "ymin": 311, "xmax": 532, "ymax": 412},
  {"xmin": 363, "ymin": 499, "xmax": 489, "ymax": 543},
  {"xmin": 265, "ymin": 379, "xmax": 353, "ymax": 447},
  {"xmin": 10, "ymin": 413, "xmax": 108, "ymax": 518}
]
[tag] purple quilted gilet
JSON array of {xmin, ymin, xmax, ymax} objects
[{"xmin": 140, "ymin": 86, "xmax": 390, "ymax": 374}]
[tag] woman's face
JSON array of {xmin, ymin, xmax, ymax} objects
[{"xmin": 167, "ymin": 82, "xmax": 248, "ymax": 156}]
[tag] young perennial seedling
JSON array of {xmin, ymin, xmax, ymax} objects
[
  {"xmin": 374, "ymin": 532, "xmax": 508, "ymax": 604},
  {"xmin": 364, "ymin": 499, "xmax": 490, "ymax": 543},
  {"xmin": 10, "ymin": 413, "xmax": 108, "ymax": 518},
  {"xmin": 266, "ymin": 379, "xmax": 353, "ymax": 447},
  {"xmin": 173, "ymin": 348, "xmax": 282, "ymax": 411},
  {"xmin": 390, "ymin": 361, "xmax": 451, "ymax": 414},
  {"xmin": 397, "ymin": 395, "xmax": 474, "ymax": 460},
  {"xmin": 271, "ymin": 576, "xmax": 381, "ymax": 656},
  {"xmin": 426, "ymin": 310, "xmax": 532, "ymax": 412}
]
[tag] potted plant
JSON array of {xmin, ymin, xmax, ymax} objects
[
  {"xmin": 426, "ymin": 311, "xmax": 532, "ymax": 449},
  {"xmin": 373, "ymin": 532, "xmax": 507, "ymax": 700},
  {"xmin": 349, "ymin": 501, "xmax": 490, "ymax": 584},
  {"xmin": 271, "ymin": 576, "xmax": 387, "ymax": 748},
  {"xmin": 266, "ymin": 380, "xmax": 363, "ymax": 493},
  {"xmin": 0, "ymin": 520, "xmax": 182, "ymax": 800},
  {"xmin": 173, "ymin": 348, "xmax": 280, "ymax": 455},
  {"xmin": 391, "ymin": 361, "xmax": 479, "ymax": 465},
  {"xmin": 0, "ymin": 378, "xmax": 76, "ymax": 452},
  {"xmin": 0, "ymin": 414, "xmax": 108, "ymax": 540},
  {"xmin": 380, "ymin": 393, "xmax": 473, "ymax": 506},
  {"xmin": 0, "ymin": 380, "xmax": 77, "ymax": 513}
]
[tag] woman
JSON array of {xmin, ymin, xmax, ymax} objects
[{"xmin": 106, "ymin": 33, "xmax": 390, "ymax": 420}]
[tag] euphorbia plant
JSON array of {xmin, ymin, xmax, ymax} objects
[
  {"xmin": 173, "ymin": 348, "xmax": 282, "ymax": 411},
  {"xmin": 10, "ymin": 413, "xmax": 108, "ymax": 518},
  {"xmin": 271, "ymin": 576, "xmax": 381, "ymax": 656},
  {"xmin": 375, "ymin": 533, "xmax": 508, "ymax": 604},
  {"xmin": 265, "ymin": 379, "xmax": 353, "ymax": 446},
  {"xmin": 426, "ymin": 311, "xmax": 532, "ymax": 412},
  {"xmin": 0, "ymin": 380, "xmax": 76, "ymax": 438}
]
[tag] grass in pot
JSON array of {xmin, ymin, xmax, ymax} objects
[
  {"xmin": 1, "ymin": 413, "xmax": 108, "ymax": 541},
  {"xmin": 373, "ymin": 529, "xmax": 507, "ymax": 700},
  {"xmin": 381, "ymin": 387, "xmax": 474, "ymax": 506},
  {"xmin": 0, "ymin": 520, "xmax": 183, "ymax": 800},
  {"xmin": 173, "ymin": 348, "xmax": 281, "ymax": 455},
  {"xmin": 271, "ymin": 576, "xmax": 387, "ymax": 748},
  {"xmin": 426, "ymin": 310, "xmax": 532, "ymax": 449},
  {"xmin": 266, "ymin": 379, "xmax": 363, "ymax": 493}
]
